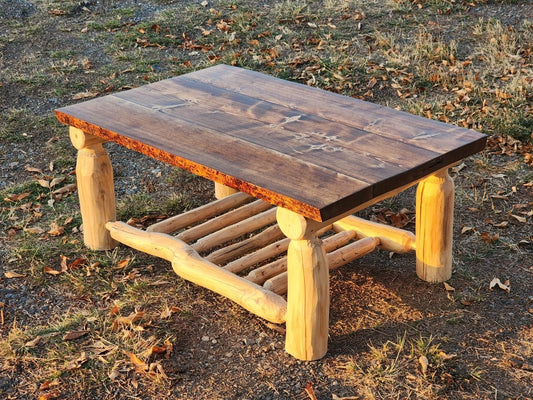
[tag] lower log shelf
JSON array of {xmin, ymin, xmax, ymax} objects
[{"xmin": 105, "ymin": 192, "xmax": 416, "ymax": 325}]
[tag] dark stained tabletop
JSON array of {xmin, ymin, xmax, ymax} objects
[{"xmin": 56, "ymin": 64, "xmax": 486, "ymax": 222}]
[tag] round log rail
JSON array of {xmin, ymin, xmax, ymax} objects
[{"xmin": 105, "ymin": 192, "xmax": 417, "ymax": 331}]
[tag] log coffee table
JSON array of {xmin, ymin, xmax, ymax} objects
[{"xmin": 55, "ymin": 64, "xmax": 486, "ymax": 361}]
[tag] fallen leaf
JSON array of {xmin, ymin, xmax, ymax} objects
[
  {"xmin": 5, "ymin": 192, "xmax": 31, "ymax": 202},
  {"xmin": 114, "ymin": 258, "xmax": 131, "ymax": 270},
  {"xmin": 37, "ymin": 179, "xmax": 50, "ymax": 188},
  {"xmin": 60, "ymin": 255, "xmax": 69, "ymax": 272},
  {"xmin": 511, "ymin": 214, "xmax": 527, "ymax": 223},
  {"xmin": 443, "ymin": 282, "xmax": 455, "ymax": 292},
  {"xmin": 38, "ymin": 392, "xmax": 60, "ymax": 400},
  {"xmin": 44, "ymin": 266, "xmax": 61, "ymax": 275},
  {"xmin": 48, "ymin": 222, "xmax": 65, "ymax": 236},
  {"xmin": 480, "ymin": 232, "xmax": 499, "ymax": 244},
  {"xmin": 25, "ymin": 336, "xmax": 42, "ymax": 347},
  {"xmin": 108, "ymin": 367, "xmax": 121, "ymax": 381},
  {"xmin": 63, "ymin": 330, "xmax": 89, "ymax": 341},
  {"xmin": 24, "ymin": 226, "xmax": 45, "ymax": 234},
  {"xmin": 49, "ymin": 9, "xmax": 66, "ymax": 15},
  {"xmin": 305, "ymin": 382, "xmax": 318, "ymax": 400},
  {"xmin": 49, "ymin": 177, "xmax": 65, "ymax": 188},
  {"xmin": 491, "ymin": 221, "xmax": 509, "ymax": 228},
  {"xmin": 438, "ymin": 351, "xmax": 457, "ymax": 361},
  {"xmin": 66, "ymin": 352, "xmax": 88, "ymax": 370},
  {"xmin": 419, "ymin": 355, "xmax": 429, "ymax": 376},
  {"xmin": 109, "ymin": 302, "xmax": 120, "ymax": 317},
  {"xmin": 461, "ymin": 226, "xmax": 473, "ymax": 234},
  {"xmin": 39, "ymin": 378, "xmax": 60, "ymax": 391},
  {"xmin": 72, "ymin": 91, "xmax": 97, "ymax": 100},
  {"xmin": 90, "ymin": 341, "xmax": 117, "ymax": 356},
  {"xmin": 115, "ymin": 310, "xmax": 146, "ymax": 326},
  {"xmin": 127, "ymin": 352, "xmax": 148, "ymax": 373},
  {"xmin": 52, "ymin": 183, "xmax": 77, "ymax": 195},
  {"xmin": 4, "ymin": 271, "xmax": 26, "ymax": 279},
  {"xmin": 489, "ymin": 277, "xmax": 510, "ymax": 293},
  {"xmin": 160, "ymin": 305, "xmax": 180, "ymax": 320}
]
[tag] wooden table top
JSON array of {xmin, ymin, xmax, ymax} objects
[{"xmin": 56, "ymin": 64, "xmax": 486, "ymax": 222}]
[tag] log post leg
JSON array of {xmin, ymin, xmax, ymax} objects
[
  {"xmin": 415, "ymin": 168, "xmax": 454, "ymax": 282},
  {"xmin": 214, "ymin": 182, "xmax": 239, "ymax": 199},
  {"xmin": 276, "ymin": 207, "xmax": 329, "ymax": 361},
  {"xmin": 70, "ymin": 127, "xmax": 117, "ymax": 250}
]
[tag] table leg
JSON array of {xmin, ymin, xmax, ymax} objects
[
  {"xmin": 276, "ymin": 208, "xmax": 329, "ymax": 361},
  {"xmin": 214, "ymin": 182, "xmax": 239, "ymax": 199},
  {"xmin": 415, "ymin": 168, "xmax": 454, "ymax": 282},
  {"xmin": 70, "ymin": 127, "xmax": 117, "ymax": 250}
]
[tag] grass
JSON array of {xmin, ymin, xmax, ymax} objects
[{"xmin": 1, "ymin": 0, "xmax": 532, "ymax": 399}]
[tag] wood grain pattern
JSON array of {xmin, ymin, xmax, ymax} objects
[{"xmin": 56, "ymin": 64, "xmax": 486, "ymax": 221}]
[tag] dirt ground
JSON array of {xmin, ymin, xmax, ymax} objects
[{"xmin": 0, "ymin": 1, "xmax": 532, "ymax": 399}]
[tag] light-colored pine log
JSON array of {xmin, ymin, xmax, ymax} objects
[
  {"xmin": 106, "ymin": 221, "xmax": 287, "ymax": 323},
  {"xmin": 192, "ymin": 207, "xmax": 277, "ymax": 253},
  {"xmin": 263, "ymin": 236, "xmax": 379, "ymax": 295},
  {"xmin": 70, "ymin": 126, "xmax": 107, "ymax": 150},
  {"xmin": 147, "ymin": 191, "xmax": 252, "ymax": 233},
  {"xmin": 332, "ymin": 215, "xmax": 415, "ymax": 253},
  {"xmin": 214, "ymin": 182, "xmax": 239, "ymax": 199},
  {"xmin": 327, "ymin": 236, "xmax": 379, "ymax": 271},
  {"xmin": 415, "ymin": 168, "xmax": 454, "ymax": 283},
  {"xmin": 246, "ymin": 229, "xmax": 355, "ymax": 285},
  {"xmin": 224, "ymin": 237, "xmax": 290, "ymax": 274},
  {"xmin": 177, "ymin": 200, "xmax": 272, "ymax": 243},
  {"xmin": 70, "ymin": 128, "xmax": 117, "ymax": 250},
  {"xmin": 206, "ymin": 224, "xmax": 284, "ymax": 265},
  {"xmin": 276, "ymin": 207, "xmax": 329, "ymax": 361}
]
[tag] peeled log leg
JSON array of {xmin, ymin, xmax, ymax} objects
[
  {"xmin": 277, "ymin": 207, "xmax": 329, "ymax": 361},
  {"xmin": 215, "ymin": 182, "xmax": 239, "ymax": 199},
  {"xmin": 416, "ymin": 169, "xmax": 454, "ymax": 282},
  {"xmin": 70, "ymin": 127, "xmax": 117, "ymax": 250}
]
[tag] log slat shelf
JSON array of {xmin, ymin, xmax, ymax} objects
[{"xmin": 55, "ymin": 65, "xmax": 486, "ymax": 361}]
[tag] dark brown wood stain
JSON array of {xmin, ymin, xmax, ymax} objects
[{"xmin": 56, "ymin": 64, "xmax": 486, "ymax": 221}]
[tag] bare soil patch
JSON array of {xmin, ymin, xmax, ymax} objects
[{"xmin": 0, "ymin": 1, "xmax": 531, "ymax": 399}]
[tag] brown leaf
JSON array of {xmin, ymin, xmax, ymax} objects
[
  {"xmin": 127, "ymin": 352, "xmax": 148, "ymax": 373},
  {"xmin": 48, "ymin": 222, "xmax": 65, "ymax": 236},
  {"xmin": 39, "ymin": 378, "xmax": 60, "ymax": 391},
  {"xmin": 68, "ymin": 258, "xmax": 85, "ymax": 270},
  {"xmin": 443, "ymin": 282, "xmax": 455, "ymax": 292},
  {"xmin": 60, "ymin": 255, "xmax": 69, "ymax": 272},
  {"xmin": 49, "ymin": 177, "xmax": 65, "ymax": 188},
  {"xmin": 24, "ymin": 226, "xmax": 45, "ymax": 234},
  {"xmin": 25, "ymin": 336, "xmax": 42, "ymax": 347},
  {"xmin": 305, "ymin": 382, "xmax": 318, "ymax": 400},
  {"xmin": 44, "ymin": 266, "xmax": 62, "ymax": 276},
  {"xmin": 489, "ymin": 277, "xmax": 510, "ymax": 293},
  {"xmin": 63, "ymin": 330, "xmax": 89, "ymax": 341},
  {"xmin": 160, "ymin": 305, "xmax": 180, "ymax": 320},
  {"xmin": 37, "ymin": 179, "xmax": 50, "ymax": 188},
  {"xmin": 66, "ymin": 352, "xmax": 88, "ymax": 370},
  {"xmin": 109, "ymin": 302, "xmax": 120, "ymax": 317},
  {"xmin": 52, "ymin": 183, "xmax": 77, "ymax": 195},
  {"xmin": 419, "ymin": 355, "xmax": 429, "ymax": 376},
  {"xmin": 5, "ymin": 192, "xmax": 31, "ymax": 202},
  {"xmin": 438, "ymin": 351, "xmax": 457, "ymax": 361},
  {"xmin": 480, "ymin": 232, "xmax": 499, "ymax": 244},
  {"xmin": 49, "ymin": 9, "xmax": 66, "ymax": 15},
  {"xmin": 114, "ymin": 258, "xmax": 131, "ymax": 270},
  {"xmin": 38, "ymin": 392, "xmax": 60, "ymax": 400},
  {"xmin": 115, "ymin": 310, "xmax": 146, "ymax": 326},
  {"xmin": 4, "ymin": 271, "xmax": 26, "ymax": 279},
  {"xmin": 108, "ymin": 366, "xmax": 121, "ymax": 381},
  {"xmin": 511, "ymin": 214, "xmax": 527, "ymax": 223},
  {"xmin": 72, "ymin": 91, "xmax": 97, "ymax": 100}
]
